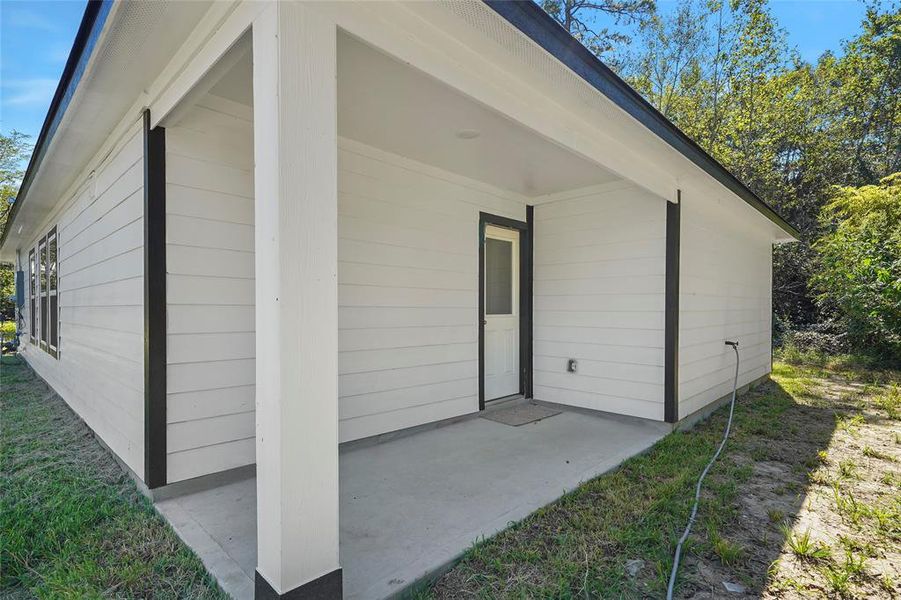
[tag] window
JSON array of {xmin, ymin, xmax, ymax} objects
[
  {"xmin": 485, "ymin": 238, "xmax": 514, "ymax": 315},
  {"xmin": 39, "ymin": 236, "xmax": 47, "ymax": 349},
  {"xmin": 28, "ymin": 249, "xmax": 36, "ymax": 342},
  {"xmin": 31, "ymin": 226, "xmax": 59, "ymax": 358},
  {"xmin": 48, "ymin": 228, "xmax": 58, "ymax": 356}
]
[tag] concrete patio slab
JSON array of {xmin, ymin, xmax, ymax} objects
[{"xmin": 156, "ymin": 408, "xmax": 670, "ymax": 600}]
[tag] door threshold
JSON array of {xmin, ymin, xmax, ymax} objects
[{"xmin": 482, "ymin": 394, "xmax": 526, "ymax": 411}]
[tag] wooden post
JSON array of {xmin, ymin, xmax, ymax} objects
[{"xmin": 252, "ymin": 3, "xmax": 342, "ymax": 597}]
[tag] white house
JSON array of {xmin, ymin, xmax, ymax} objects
[{"xmin": 1, "ymin": 1, "xmax": 798, "ymax": 598}]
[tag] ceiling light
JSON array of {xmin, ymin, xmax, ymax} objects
[{"xmin": 456, "ymin": 129, "xmax": 480, "ymax": 139}]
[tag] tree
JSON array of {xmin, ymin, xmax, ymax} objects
[
  {"xmin": 542, "ymin": 0, "xmax": 901, "ymax": 351},
  {"xmin": 823, "ymin": 7, "xmax": 901, "ymax": 186},
  {"xmin": 812, "ymin": 174, "xmax": 901, "ymax": 363},
  {"xmin": 0, "ymin": 131, "xmax": 32, "ymax": 318},
  {"xmin": 541, "ymin": 0, "xmax": 655, "ymax": 68}
]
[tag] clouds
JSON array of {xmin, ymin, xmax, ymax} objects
[{"xmin": 2, "ymin": 79, "xmax": 58, "ymax": 108}]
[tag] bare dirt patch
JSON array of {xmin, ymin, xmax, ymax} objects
[{"xmin": 423, "ymin": 363, "xmax": 900, "ymax": 599}]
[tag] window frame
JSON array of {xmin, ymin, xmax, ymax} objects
[
  {"xmin": 28, "ymin": 248, "xmax": 36, "ymax": 343},
  {"xmin": 47, "ymin": 227, "xmax": 59, "ymax": 358},
  {"xmin": 39, "ymin": 235, "xmax": 48, "ymax": 351},
  {"xmin": 30, "ymin": 225, "xmax": 59, "ymax": 359}
]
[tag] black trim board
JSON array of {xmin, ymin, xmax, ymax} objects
[
  {"xmin": 478, "ymin": 212, "xmax": 533, "ymax": 410},
  {"xmin": 0, "ymin": 0, "xmax": 113, "ymax": 250},
  {"xmin": 482, "ymin": 0, "xmax": 800, "ymax": 240},
  {"xmin": 255, "ymin": 569, "xmax": 342, "ymax": 600},
  {"xmin": 144, "ymin": 110, "xmax": 167, "ymax": 489},
  {"xmin": 524, "ymin": 206, "xmax": 534, "ymax": 399},
  {"xmin": 664, "ymin": 194, "xmax": 680, "ymax": 423}
]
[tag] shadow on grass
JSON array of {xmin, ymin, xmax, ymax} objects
[
  {"xmin": 0, "ymin": 355, "xmax": 226, "ymax": 599},
  {"xmin": 423, "ymin": 366, "xmax": 853, "ymax": 598}
]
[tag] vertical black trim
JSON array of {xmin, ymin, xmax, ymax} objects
[
  {"xmin": 144, "ymin": 110, "xmax": 167, "ymax": 489},
  {"xmin": 481, "ymin": 0, "xmax": 799, "ymax": 240},
  {"xmin": 478, "ymin": 219, "xmax": 485, "ymax": 410},
  {"xmin": 255, "ymin": 569, "xmax": 343, "ymax": 599},
  {"xmin": 664, "ymin": 192, "xmax": 681, "ymax": 423},
  {"xmin": 478, "ymin": 212, "xmax": 532, "ymax": 409},
  {"xmin": 524, "ymin": 206, "xmax": 534, "ymax": 399}
]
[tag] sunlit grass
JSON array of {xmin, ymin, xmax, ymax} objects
[{"xmin": 0, "ymin": 356, "xmax": 226, "ymax": 599}]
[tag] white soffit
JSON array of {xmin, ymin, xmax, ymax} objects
[
  {"xmin": 8, "ymin": 1, "xmax": 211, "ymax": 253},
  {"xmin": 335, "ymin": 32, "xmax": 620, "ymax": 197}
]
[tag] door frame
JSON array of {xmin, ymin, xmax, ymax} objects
[{"xmin": 479, "ymin": 209, "xmax": 533, "ymax": 410}]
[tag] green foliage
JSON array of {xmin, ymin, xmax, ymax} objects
[
  {"xmin": 0, "ymin": 131, "xmax": 31, "ymax": 317},
  {"xmin": 541, "ymin": 0, "xmax": 655, "ymax": 67},
  {"xmin": 782, "ymin": 527, "xmax": 831, "ymax": 562},
  {"xmin": 812, "ymin": 174, "xmax": 901, "ymax": 363},
  {"xmin": 613, "ymin": 0, "xmax": 901, "ymax": 347}
]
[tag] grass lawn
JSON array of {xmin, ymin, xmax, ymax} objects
[
  {"xmin": 2, "ymin": 352, "xmax": 898, "ymax": 599},
  {"xmin": 0, "ymin": 355, "xmax": 226, "ymax": 599},
  {"xmin": 423, "ymin": 360, "xmax": 901, "ymax": 599}
]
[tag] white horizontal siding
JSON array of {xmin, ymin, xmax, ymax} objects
[
  {"xmin": 337, "ymin": 138, "xmax": 527, "ymax": 441},
  {"xmin": 678, "ymin": 194, "xmax": 773, "ymax": 418},
  {"xmin": 165, "ymin": 96, "xmax": 256, "ymax": 483},
  {"xmin": 532, "ymin": 183, "xmax": 666, "ymax": 420},
  {"xmin": 18, "ymin": 119, "xmax": 146, "ymax": 478}
]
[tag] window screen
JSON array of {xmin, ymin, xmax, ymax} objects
[
  {"xmin": 48, "ymin": 228, "xmax": 58, "ymax": 353},
  {"xmin": 485, "ymin": 238, "xmax": 513, "ymax": 315},
  {"xmin": 28, "ymin": 249, "xmax": 36, "ymax": 342},
  {"xmin": 39, "ymin": 236, "xmax": 47, "ymax": 347}
]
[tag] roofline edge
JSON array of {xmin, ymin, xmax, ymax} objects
[
  {"xmin": 483, "ymin": 0, "xmax": 801, "ymax": 240},
  {"xmin": 0, "ymin": 0, "xmax": 114, "ymax": 253}
]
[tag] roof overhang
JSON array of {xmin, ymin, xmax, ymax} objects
[
  {"xmin": 484, "ymin": 0, "xmax": 800, "ymax": 241},
  {"xmin": 0, "ymin": 0, "xmax": 112, "ymax": 260},
  {"xmin": 2, "ymin": 0, "xmax": 800, "ymax": 261},
  {"xmin": 0, "ymin": 0, "xmax": 211, "ymax": 261}
]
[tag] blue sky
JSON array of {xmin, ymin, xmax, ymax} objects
[{"xmin": 0, "ymin": 0, "xmax": 871, "ymax": 147}]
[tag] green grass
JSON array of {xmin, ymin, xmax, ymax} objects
[
  {"xmin": 0, "ymin": 355, "xmax": 226, "ymax": 599},
  {"xmin": 781, "ymin": 527, "xmax": 831, "ymax": 562},
  {"xmin": 423, "ymin": 373, "xmax": 798, "ymax": 597},
  {"xmin": 425, "ymin": 360, "xmax": 901, "ymax": 598}
]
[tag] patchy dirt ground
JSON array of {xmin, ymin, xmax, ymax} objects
[
  {"xmin": 423, "ymin": 362, "xmax": 900, "ymax": 599},
  {"xmin": 679, "ymin": 365, "xmax": 900, "ymax": 599}
]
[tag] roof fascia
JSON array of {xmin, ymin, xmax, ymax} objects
[{"xmin": 483, "ymin": 0, "xmax": 800, "ymax": 240}]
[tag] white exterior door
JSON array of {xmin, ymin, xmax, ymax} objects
[{"xmin": 483, "ymin": 224, "xmax": 519, "ymax": 400}]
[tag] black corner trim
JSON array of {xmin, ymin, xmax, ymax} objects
[
  {"xmin": 144, "ymin": 110, "xmax": 167, "ymax": 489},
  {"xmin": 524, "ymin": 206, "xmax": 534, "ymax": 399},
  {"xmin": 255, "ymin": 569, "xmax": 343, "ymax": 600},
  {"xmin": 478, "ymin": 212, "xmax": 532, "ymax": 410},
  {"xmin": 664, "ymin": 193, "xmax": 681, "ymax": 423},
  {"xmin": 482, "ymin": 0, "xmax": 800, "ymax": 240}
]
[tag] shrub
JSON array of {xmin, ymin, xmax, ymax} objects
[{"xmin": 812, "ymin": 174, "xmax": 901, "ymax": 364}]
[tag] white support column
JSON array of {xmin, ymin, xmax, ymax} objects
[{"xmin": 252, "ymin": 3, "xmax": 341, "ymax": 598}]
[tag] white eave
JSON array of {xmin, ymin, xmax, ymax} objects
[{"xmin": 0, "ymin": 0, "xmax": 211, "ymax": 261}]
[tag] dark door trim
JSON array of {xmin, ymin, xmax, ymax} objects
[
  {"xmin": 664, "ymin": 192, "xmax": 680, "ymax": 423},
  {"xmin": 144, "ymin": 110, "xmax": 167, "ymax": 488},
  {"xmin": 478, "ymin": 211, "xmax": 533, "ymax": 410}
]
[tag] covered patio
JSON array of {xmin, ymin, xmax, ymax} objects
[
  {"xmin": 152, "ymin": 2, "xmax": 683, "ymax": 597},
  {"xmin": 157, "ymin": 401, "xmax": 669, "ymax": 600}
]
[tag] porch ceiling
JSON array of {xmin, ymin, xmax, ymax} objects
[
  {"xmin": 208, "ymin": 32, "xmax": 621, "ymax": 198},
  {"xmin": 337, "ymin": 33, "xmax": 621, "ymax": 197}
]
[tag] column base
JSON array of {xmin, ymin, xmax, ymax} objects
[{"xmin": 255, "ymin": 569, "xmax": 342, "ymax": 600}]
